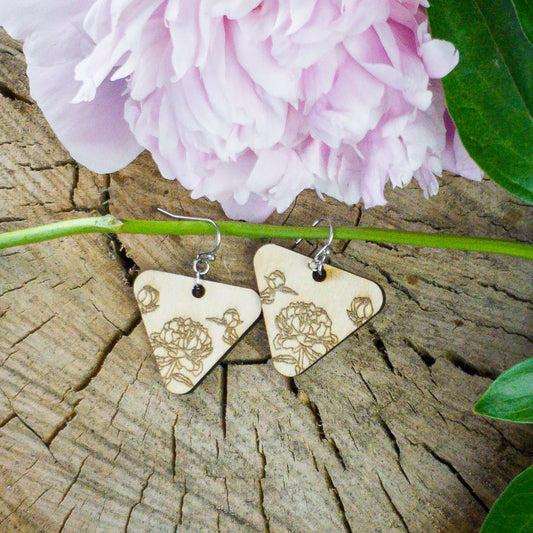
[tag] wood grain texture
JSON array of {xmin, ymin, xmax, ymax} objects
[{"xmin": 0, "ymin": 29, "xmax": 532, "ymax": 532}]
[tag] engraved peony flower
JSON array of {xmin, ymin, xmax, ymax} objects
[
  {"xmin": 273, "ymin": 301, "xmax": 338, "ymax": 373},
  {"xmin": 0, "ymin": 1, "xmax": 482, "ymax": 222},
  {"xmin": 207, "ymin": 308, "xmax": 243, "ymax": 345},
  {"xmin": 150, "ymin": 317, "xmax": 213, "ymax": 386},
  {"xmin": 136, "ymin": 285, "xmax": 160, "ymax": 314},
  {"xmin": 346, "ymin": 296, "xmax": 374, "ymax": 327},
  {"xmin": 260, "ymin": 270, "xmax": 297, "ymax": 304}
]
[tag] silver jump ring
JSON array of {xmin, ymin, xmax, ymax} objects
[
  {"xmin": 295, "ymin": 217, "xmax": 334, "ymax": 273},
  {"xmin": 193, "ymin": 258, "xmax": 210, "ymax": 276}
]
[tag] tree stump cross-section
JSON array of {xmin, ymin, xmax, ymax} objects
[{"xmin": 0, "ymin": 29, "xmax": 532, "ymax": 532}]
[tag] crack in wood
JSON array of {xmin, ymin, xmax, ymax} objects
[
  {"xmin": 323, "ymin": 465, "xmax": 353, "ymax": 533},
  {"xmin": 378, "ymin": 415, "xmax": 410, "ymax": 484},
  {"xmin": 476, "ymin": 281, "xmax": 532, "ymax": 305},
  {"xmin": 9, "ymin": 457, "xmax": 39, "ymax": 487},
  {"xmin": 0, "ymin": 139, "xmax": 38, "ymax": 149},
  {"xmin": 171, "ymin": 412, "xmax": 179, "ymax": 481},
  {"xmin": 68, "ymin": 277, "xmax": 95, "ymax": 292},
  {"xmin": 0, "ymin": 217, "xmax": 25, "ymax": 223},
  {"xmin": 91, "ymin": 302, "xmax": 128, "ymax": 332},
  {"xmin": 415, "ymin": 275, "xmax": 463, "ymax": 295},
  {"xmin": 98, "ymin": 177, "xmax": 140, "ymax": 285},
  {"xmin": 355, "ymin": 369, "xmax": 378, "ymax": 404},
  {"xmin": 177, "ymin": 478, "xmax": 187, "ymax": 527},
  {"xmin": 58, "ymin": 507, "xmax": 75, "ymax": 533},
  {"xmin": 444, "ymin": 351, "xmax": 498, "ymax": 381},
  {"xmin": 361, "ymin": 261, "xmax": 430, "ymax": 312},
  {"xmin": 481, "ymin": 419, "xmax": 531, "ymax": 455},
  {"xmin": 100, "ymin": 174, "xmax": 112, "ymax": 211},
  {"xmin": 422, "ymin": 443, "xmax": 489, "ymax": 512},
  {"xmin": 0, "ymin": 488, "xmax": 51, "ymax": 529},
  {"xmin": 0, "ymin": 497, "xmax": 27, "ymax": 527},
  {"xmin": 332, "ymin": 206, "xmax": 362, "ymax": 255},
  {"xmin": 368, "ymin": 326, "xmax": 398, "ymax": 375},
  {"xmin": 226, "ymin": 358, "xmax": 271, "ymax": 365},
  {"xmin": 112, "ymin": 441, "xmax": 124, "ymax": 465},
  {"xmin": 0, "ymin": 81, "xmax": 33, "ymax": 104},
  {"xmin": 297, "ymin": 390, "xmax": 347, "ymax": 471},
  {"xmin": 327, "ymin": 437, "xmax": 347, "ymax": 471},
  {"xmin": 280, "ymin": 197, "xmax": 298, "ymax": 227},
  {"xmin": 110, "ymin": 350, "xmax": 151, "ymax": 431},
  {"xmin": 57, "ymin": 455, "xmax": 89, "ymax": 507},
  {"xmin": 372, "ymin": 242, "xmax": 397, "ymax": 251},
  {"xmin": 377, "ymin": 473, "xmax": 410, "ymax": 532},
  {"xmin": 107, "ymin": 234, "xmax": 141, "ymax": 286},
  {"xmin": 71, "ymin": 312, "xmax": 141, "ymax": 395},
  {"xmin": 220, "ymin": 363, "xmax": 228, "ymax": 439},
  {"xmin": 403, "ymin": 338, "xmax": 436, "ymax": 368},
  {"xmin": 0, "ymin": 412, "xmax": 16, "ymax": 428},
  {"xmin": 489, "ymin": 219, "xmax": 532, "ymax": 244},
  {"xmin": 68, "ymin": 164, "xmax": 80, "ymax": 210},
  {"xmin": 393, "ymin": 215, "xmax": 453, "ymax": 232},
  {"xmin": 223, "ymin": 477, "xmax": 230, "ymax": 513},
  {"xmin": 1, "ymin": 404, "xmax": 59, "ymax": 462},
  {"xmin": 254, "ymin": 426, "xmax": 270, "ymax": 533},
  {"xmin": 310, "ymin": 451, "xmax": 320, "ymax": 473},
  {"xmin": 123, "ymin": 467, "xmax": 155, "ymax": 532},
  {"xmin": 45, "ymin": 400, "xmax": 80, "ymax": 447},
  {"xmin": 168, "ymin": 487, "xmax": 259, "ymax": 533},
  {"xmin": 9, "ymin": 314, "xmax": 56, "ymax": 351},
  {"xmin": 0, "ymin": 275, "xmax": 38, "ymax": 298},
  {"xmin": 285, "ymin": 376, "xmax": 299, "ymax": 397},
  {"xmin": 0, "ymin": 250, "xmax": 20, "ymax": 258},
  {"xmin": 17, "ymin": 160, "xmax": 75, "ymax": 172},
  {"xmin": 441, "ymin": 302, "xmax": 533, "ymax": 343}
]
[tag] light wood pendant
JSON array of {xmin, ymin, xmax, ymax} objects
[
  {"xmin": 134, "ymin": 271, "xmax": 262, "ymax": 394},
  {"xmin": 254, "ymin": 244, "xmax": 384, "ymax": 377}
]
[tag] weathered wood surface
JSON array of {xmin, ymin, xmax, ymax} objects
[{"xmin": 0, "ymin": 29, "xmax": 532, "ymax": 532}]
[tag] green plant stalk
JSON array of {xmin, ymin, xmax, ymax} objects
[{"xmin": 0, "ymin": 215, "xmax": 531, "ymax": 259}]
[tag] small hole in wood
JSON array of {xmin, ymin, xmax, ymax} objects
[
  {"xmin": 312, "ymin": 269, "xmax": 327, "ymax": 282},
  {"xmin": 192, "ymin": 284, "xmax": 206, "ymax": 298}
]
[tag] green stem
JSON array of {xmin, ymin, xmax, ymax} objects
[{"xmin": 0, "ymin": 215, "xmax": 531, "ymax": 259}]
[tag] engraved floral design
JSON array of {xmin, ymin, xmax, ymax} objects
[
  {"xmin": 273, "ymin": 302, "xmax": 338, "ymax": 374},
  {"xmin": 150, "ymin": 317, "xmax": 213, "ymax": 388},
  {"xmin": 207, "ymin": 308, "xmax": 243, "ymax": 345},
  {"xmin": 347, "ymin": 297, "xmax": 374, "ymax": 327},
  {"xmin": 260, "ymin": 270, "xmax": 298, "ymax": 304},
  {"xmin": 136, "ymin": 285, "xmax": 159, "ymax": 313}
]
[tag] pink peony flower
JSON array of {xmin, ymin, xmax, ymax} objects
[{"xmin": 0, "ymin": 0, "xmax": 482, "ymax": 221}]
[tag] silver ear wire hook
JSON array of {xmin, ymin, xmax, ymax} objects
[
  {"xmin": 295, "ymin": 218, "xmax": 334, "ymax": 278},
  {"xmin": 157, "ymin": 208, "xmax": 221, "ymax": 287}
]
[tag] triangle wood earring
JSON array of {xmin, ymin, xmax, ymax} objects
[
  {"xmin": 254, "ymin": 218, "xmax": 385, "ymax": 377},
  {"xmin": 134, "ymin": 209, "xmax": 261, "ymax": 395}
]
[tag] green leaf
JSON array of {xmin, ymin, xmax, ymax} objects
[
  {"xmin": 427, "ymin": 0, "xmax": 533, "ymax": 203},
  {"xmin": 474, "ymin": 358, "xmax": 533, "ymax": 423},
  {"xmin": 512, "ymin": 0, "xmax": 533, "ymax": 44},
  {"xmin": 480, "ymin": 466, "xmax": 533, "ymax": 533}
]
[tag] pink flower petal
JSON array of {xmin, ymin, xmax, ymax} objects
[
  {"xmin": 21, "ymin": 5, "xmax": 141, "ymax": 172},
  {"xmin": 420, "ymin": 39, "xmax": 459, "ymax": 79},
  {"xmin": 0, "ymin": 0, "xmax": 482, "ymax": 221}
]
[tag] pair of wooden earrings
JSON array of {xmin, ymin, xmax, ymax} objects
[{"xmin": 134, "ymin": 210, "xmax": 384, "ymax": 395}]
